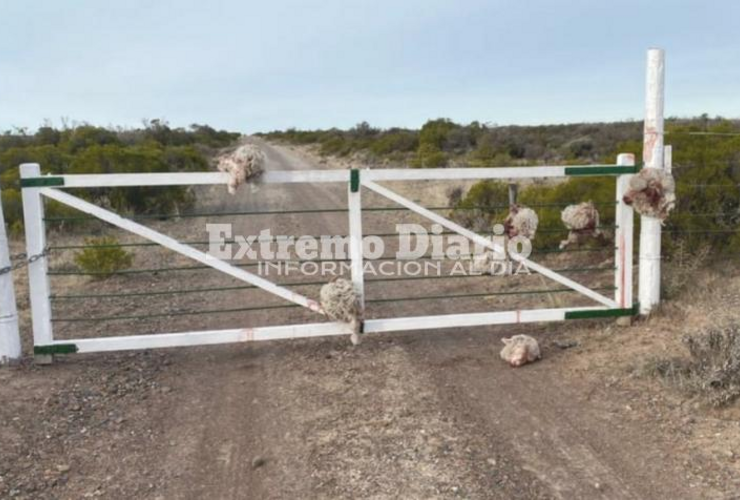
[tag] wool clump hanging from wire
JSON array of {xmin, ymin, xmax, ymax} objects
[
  {"xmin": 559, "ymin": 201, "xmax": 602, "ymax": 249},
  {"xmin": 504, "ymin": 204, "xmax": 539, "ymax": 240},
  {"xmin": 474, "ymin": 204, "xmax": 538, "ymax": 275},
  {"xmin": 622, "ymin": 168, "xmax": 676, "ymax": 221},
  {"xmin": 217, "ymin": 144, "xmax": 266, "ymax": 194},
  {"xmin": 320, "ymin": 277, "xmax": 364, "ymax": 345}
]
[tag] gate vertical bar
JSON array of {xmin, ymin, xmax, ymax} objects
[
  {"xmin": 664, "ymin": 145, "xmax": 672, "ymax": 174},
  {"xmin": 20, "ymin": 164, "xmax": 53, "ymax": 363},
  {"xmin": 0, "ymin": 182, "xmax": 21, "ymax": 364},
  {"xmin": 639, "ymin": 48, "xmax": 665, "ymax": 315},
  {"xmin": 615, "ymin": 153, "xmax": 635, "ymax": 323},
  {"xmin": 348, "ymin": 169, "xmax": 365, "ymax": 309},
  {"xmin": 508, "ymin": 183, "xmax": 518, "ymax": 205}
]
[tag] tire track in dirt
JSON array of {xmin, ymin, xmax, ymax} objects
[
  {"xmin": 153, "ymin": 140, "xmax": 553, "ymax": 499},
  {"xmin": 399, "ymin": 326, "xmax": 728, "ymax": 499}
]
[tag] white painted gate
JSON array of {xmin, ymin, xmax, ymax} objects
[{"xmin": 20, "ymin": 158, "xmax": 637, "ymax": 357}]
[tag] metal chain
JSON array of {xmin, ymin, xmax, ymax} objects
[{"xmin": 0, "ymin": 248, "xmax": 49, "ymax": 276}]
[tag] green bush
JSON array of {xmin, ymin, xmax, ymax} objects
[
  {"xmin": 451, "ymin": 176, "xmax": 615, "ymax": 249},
  {"xmin": 519, "ymin": 177, "xmax": 615, "ymax": 249},
  {"xmin": 73, "ymin": 237, "xmax": 134, "ymax": 278},
  {"xmin": 0, "ymin": 122, "xmax": 238, "ymax": 230},
  {"xmin": 262, "ymin": 116, "xmax": 740, "ymax": 258},
  {"xmin": 319, "ymin": 134, "xmax": 354, "ymax": 157},
  {"xmin": 368, "ymin": 130, "xmax": 418, "ymax": 156},
  {"xmin": 448, "ymin": 180, "xmax": 509, "ymax": 232},
  {"xmin": 419, "ymin": 118, "xmax": 457, "ymax": 149},
  {"xmin": 411, "ymin": 143, "xmax": 447, "ymax": 168},
  {"xmin": 614, "ymin": 120, "xmax": 740, "ymax": 256}
]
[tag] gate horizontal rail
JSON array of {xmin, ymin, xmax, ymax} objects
[{"xmin": 21, "ymin": 163, "xmax": 638, "ymax": 189}]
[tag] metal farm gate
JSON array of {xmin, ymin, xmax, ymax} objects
[
  {"xmin": 0, "ymin": 48, "xmax": 670, "ymax": 362},
  {"xmin": 18, "ymin": 157, "xmax": 638, "ymax": 358}
]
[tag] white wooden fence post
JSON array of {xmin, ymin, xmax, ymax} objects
[
  {"xmin": 348, "ymin": 169, "xmax": 365, "ymax": 307},
  {"xmin": 20, "ymin": 164, "xmax": 54, "ymax": 364},
  {"xmin": 615, "ymin": 153, "xmax": 636, "ymax": 324},
  {"xmin": 639, "ymin": 48, "xmax": 665, "ymax": 316},
  {"xmin": 0, "ymin": 183, "xmax": 22, "ymax": 365}
]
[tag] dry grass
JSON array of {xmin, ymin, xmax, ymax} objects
[
  {"xmin": 645, "ymin": 324, "xmax": 740, "ymax": 407},
  {"xmin": 662, "ymin": 239, "xmax": 712, "ymax": 299}
]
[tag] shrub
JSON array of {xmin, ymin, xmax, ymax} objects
[
  {"xmin": 662, "ymin": 239, "xmax": 711, "ymax": 299},
  {"xmin": 319, "ymin": 134, "xmax": 354, "ymax": 157},
  {"xmin": 452, "ymin": 176, "xmax": 615, "ymax": 249},
  {"xmin": 74, "ymin": 237, "xmax": 134, "ymax": 278},
  {"xmin": 410, "ymin": 143, "xmax": 447, "ymax": 168},
  {"xmin": 648, "ymin": 323, "xmax": 740, "ymax": 407},
  {"xmin": 0, "ymin": 123, "xmax": 235, "ymax": 229},
  {"xmin": 368, "ymin": 130, "xmax": 418, "ymax": 156},
  {"xmin": 448, "ymin": 180, "xmax": 509, "ymax": 232},
  {"xmin": 419, "ymin": 118, "xmax": 457, "ymax": 149}
]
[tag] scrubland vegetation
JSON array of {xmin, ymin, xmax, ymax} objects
[
  {"xmin": 2, "ymin": 116, "xmax": 738, "ymax": 259},
  {"xmin": 0, "ymin": 120, "xmax": 240, "ymax": 232},
  {"xmin": 262, "ymin": 116, "xmax": 740, "ymax": 257}
]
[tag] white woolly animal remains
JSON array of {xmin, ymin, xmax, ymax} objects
[
  {"xmin": 623, "ymin": 168, "xmax": 676, "ymax": 220},
  {"xmin": 217, "ymin": 144, "xmax": 265, "ymax": 194},
  {"xmin": 320, "ymin": 277, "xmax": 363, "ymax": 345},
  {"xmin": 500, "ymin": 335, "xmax": 541, "ymax": 367},
  {"xmin": 559, "ymin": 201, "xmax": 602, "ymax": 249},
  {"xmin": 504, "ymin": 205, "xmax": 539, "ymax": 240}
]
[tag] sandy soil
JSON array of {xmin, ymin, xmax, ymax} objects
[{"xmin": 1, "ymin": 139, "xmax": 739, "ymax": 499}]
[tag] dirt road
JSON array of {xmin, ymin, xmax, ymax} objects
[{"xmin": 1, "ymin": 140, "xmax": 738, "ymax": 499}]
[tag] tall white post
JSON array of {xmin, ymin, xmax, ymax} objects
[
  {"xmin": 347, "ymin": 169, "xmax": 365, "ymax": 344},
  {"xmin": 20, "ymin": 164, "xmax": 54, "ymax": 363},
  {"xmin": 0, "ymin": 183, "xmax": 22, "ymax": 365},
  {"xmin": 639, "ymin": 48, "xmax": 665, "ymax": 316},
  {"xmin": 615, "ymin": 153, "xmax": 635, "ymax": 316}
]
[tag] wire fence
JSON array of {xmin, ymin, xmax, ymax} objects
[
  {"xmin": 50, "ymin": 286, "xmax": 618, "ymax": 323},
  {"xmin": 41, "ymin": 201, "xmax": 620, "ymax": 223},
  {"xmin": 35, "ymin": 165, "xmax": 736, "ymax": 332},
  {"xmin": 43, "ymin": 196, "xmax": 618, "ymax": 331}
]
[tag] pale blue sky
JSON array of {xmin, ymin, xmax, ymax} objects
[{"xmin": 1, "ymin": 0, "xmax": 739, "ymax": 133}]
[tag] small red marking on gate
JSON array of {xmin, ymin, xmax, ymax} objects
[
  {"xmin": 243, "ymin": 328, "xmax": 254, "ymax": 342},
  {"xmin": 643, "ymin": 129, "xmax": 658, "ymax": 165},
  {"xmin": 307, "ymin": 299, "xmax": 324, "ymax": 314}
]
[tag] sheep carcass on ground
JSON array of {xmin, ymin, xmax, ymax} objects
[
  {"xmin": 559, "ymin": 201, "xmax": 602, "ymax": 249},
  {"xmin": 500, "ymin": 335, "xmax": 541, "ymax": 367},
  {"xmin": 320, "ymin": 277, "xmax": 363, "ymax": 345},
  {"xmin": 623, "ymin": 167, "xmax": 676, "ymax": 220},
  {"xmin": 217, "ymin": 144, "xmax": 266, "ymax": 194}
]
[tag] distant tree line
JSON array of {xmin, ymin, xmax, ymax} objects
[
  {"xmin": 259, "ymin": 115, "xmax": 740, "ymax": 166},
  {"xmin": 0, "ymin": 120, "xmax": 240, "ymax": 231}
]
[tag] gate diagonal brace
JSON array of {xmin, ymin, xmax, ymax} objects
[
  {"xmin": 361, "ymin": 180, "xmax": 617, "ymax": 308},
  {"xmin": 39, "ymin": 188, "xmax": 324, "ymax": 314}
]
